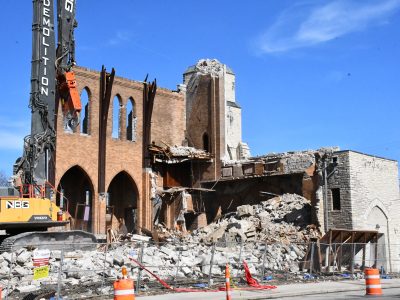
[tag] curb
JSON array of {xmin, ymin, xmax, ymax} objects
[{"xmin": 241, "ymin": 283, "xmax": 400, "ymax": 299}]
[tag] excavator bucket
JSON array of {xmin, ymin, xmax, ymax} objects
[{"xmin": 65, "ymin": 71, "xmax": 82, "ymax": 112}]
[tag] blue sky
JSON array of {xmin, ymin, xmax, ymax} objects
[{"xmin": 1, "ymin": 0, "xmax": 400, "ymax": 176}]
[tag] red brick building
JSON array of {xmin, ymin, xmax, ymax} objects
[
  {"xmin": 55, "ymin": 66, "xmax": 186, "ymax": 235},
  {"xmin": 54, "ymin": 59, "xmax": 247, "ymax": 235}
]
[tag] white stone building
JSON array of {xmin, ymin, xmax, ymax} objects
[{"xmin": 327, "ymin": 150, "xmax": 400, "ymax": 272}]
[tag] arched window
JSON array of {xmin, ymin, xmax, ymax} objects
[
  {"xmin": 203, "ymin": 132, "xmax": 209, "ymax": 152},
  {"xmin": 126, "ymin": 97, "xmax": 137, "ymax": 141},
  {"xmin": 112, "ymin": 95, "xmax": 122, "ymax": 139},
  {"xmin": 80, "ymin": 88, "xmax": 90, "ymax": 134}
]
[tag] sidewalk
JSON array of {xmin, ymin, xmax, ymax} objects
[{"xmin": 138, "ymin": 279, "xmax": 400, "ymax": 299}]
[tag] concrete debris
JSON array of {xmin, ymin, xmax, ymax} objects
[
  {"xmin": 4, "ymin": 193, "xmax": 319, "ymax": 297},
  {"xmin": 168, "ymin": 146, "xmax": 208, "ymax": 157},
  {"xmin": 220, "ymin": 147, "xmax": 340, "ymax": 181},
  {"xmin": 16, "ymin": 284, "xmax": 40, "ymax": 293},
  {"xmin": 149, "ymin": 144, "xmax": 211, "ymax": 162},
  {"xmin": 16, "ymin": 250, "xmax": 31, "ymax": 264},
  {"xmin": 188, "ymin": 193, "xmax": 317, "ymax": 244},
  {"xmin": 195, "ymin": 59, "xmax": 224, "ymax": 77}
]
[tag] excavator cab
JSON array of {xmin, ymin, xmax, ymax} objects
[{"xmin": 0, "ymin": 183, "xmax": 96, "ymax": 252}]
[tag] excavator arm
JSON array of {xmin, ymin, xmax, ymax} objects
[
  {"xmin": 14, "ymin": 0, "xmax": 81, "ymax": 187},
  {"xmin": 56, "ymin": 0, "xmax": 81, "ymax": 131},
  {"xmin": 1, "ymin": 1, "xmax": 95, "ymax": 252}
]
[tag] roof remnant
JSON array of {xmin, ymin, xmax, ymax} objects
[
  {"xmin": 184, "ymin": 58, "xmax": 234, "ymax": 77},
  {"xmin": 149, "ymin": 143, "xmax": 212, "ymax": 163},
  {"xmin": 219, "ymin": 147, "xmax": 340, "ymax": 180}
]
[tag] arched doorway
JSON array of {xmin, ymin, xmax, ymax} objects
[
  {"xmin": 57, "ymin": 166, "xmax": 94, "ymax": 232},
  {"xmin": 366, "ymin": 206, "xmax": 389, "ymax": 271},
  {"xmin": 107, "ymin": 171, "xmax": 138, "ymax": 233}
]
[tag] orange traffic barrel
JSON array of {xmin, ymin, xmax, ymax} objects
[
  {"xmin": 114, "ymin": 267, "xmax": 135, "ymax": 299},
  {"xmin": 365, "ymin": 268, "xmax": 382, "ymax": 295},
  {"xmin": 225, "ymin": 264, "xmax": 232, "ymax": 300}
]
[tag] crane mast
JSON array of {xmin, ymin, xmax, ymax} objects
[
  {"xmin": 15, "ymin": 0, "xmax": 81, "ymax": 188},
  {"xmin": 0, "ymin": 0, "xmax": 97, "ymax": 253},
  {"xmin": 28, "ymin": 0, "xmax": 57, "ymax": 186}
]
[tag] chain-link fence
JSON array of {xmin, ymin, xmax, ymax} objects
[{"xmin": 1, "ymin": 240, "xmax": 397, "ymax": 299}]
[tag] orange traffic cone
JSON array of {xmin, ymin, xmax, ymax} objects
[
  {"xmin": 114, "ymin": 266, "xmax": 135, "ymax": 299},
  {"xmin": 365, "ymin": 268, "xmax": 382, "ymax": 296},
  {"xmin": 225, "ymin": 264, "xmax": 232, "ymax": 300}
]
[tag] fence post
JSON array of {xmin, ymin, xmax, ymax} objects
[
  {"xmin": 333, "ymin": 243, "xmax": 336, "ymax": 276},
  {"xmin": 208, "ymin": 243, "xmax": 216, "ymax": 287},
  {"xmin": 175, "ymin": 245, "xmax": 182, "ymax": 279},
  {"xmin": 238, "ymin": 240, "xmax": 243, "ymax": 265},
  {"xmin": 5, "ymin": 250, "xmax": 15, "ymax": 300},
  {"xmin": 136, "ymin": 241, "xmax": 145, "ymax": 294},
  {"xmin": 56, "ymin": 248, "xmax": 65, "ymax": 300},
  {"xmin": 310, "ymin": 242, "xmax": 315, "ymax": 276},
  {"xmin": 351, "ymin": 242, "xmax": 355, "ymax": 276},
  {"xmin": 101, "ymin": 243, "xmax": 109, "ymax": 287},
  {"xmin": 261, "ymin": 242, "xmax": 267, "ymax": 280}
]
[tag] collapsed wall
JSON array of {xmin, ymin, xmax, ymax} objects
[
  {"xmin": 204, "ymin": 148, "xmax": 339, "ymax": 232},
  {"xmin": 1, "ymin": 193, "xmax": 318, "ymax": 297}
]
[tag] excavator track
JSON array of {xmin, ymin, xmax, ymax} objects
[{"xmin": 0, "ymin": 230, "xmax": 97, "ymax": 253}]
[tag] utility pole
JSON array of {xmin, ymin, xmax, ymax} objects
[
  {"xmin": 322, "ymin": 156, "xmax": 338, "ymax": 233},
  {"xmin": 323, "ymin": 159, "xmax": 329, "ymax": 233}
]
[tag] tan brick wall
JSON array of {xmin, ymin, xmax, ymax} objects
[
  {"xmin": 55, "ymin": 66, "xmax": 185, "ymax": 234},
  {"xmin": 152, "ymin": 88, "xmax": 186, "ymax": 146},
  {"xmin": 185, "ymin": 75, "xmax": 224, "ymax": 182}
]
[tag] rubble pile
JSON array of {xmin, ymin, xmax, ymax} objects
[
  {"xmin": 195, "ymin": 59, "xmax": 224, "ymax": 76},
  {"xmin": 1, "ymin": 193, "xmax": 319, "ymax": 297},
  {"xmin": 168, "ymin": 146, "xmax": 209, "ymax": 158},
  {"xmin": 189, "ymin": 193, "xmax": 315, "ymax": 243},
  {"xmin": 149, "ymin": 144, "xmax": 211, "ymax": 161}
]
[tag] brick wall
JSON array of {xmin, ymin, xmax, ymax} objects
[
  {"xmin": 151, "ymin": 88, "xmax": 186, "ymax": 146},
  {"xmin": 55, "ymin": 66, "xmax": 185, "ymax": 234},
  {"xmin": 326, "ymin": 152, "xmax": 353, "ymax": 230}
]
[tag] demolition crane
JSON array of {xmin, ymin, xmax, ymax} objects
[{"xmin": 0, "ymin": 0, "xmax": 96, "ymax": 251}]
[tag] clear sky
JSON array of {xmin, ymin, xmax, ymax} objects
[{"xmin": 1, "ymin": 0, "xmax": 400, "ymax": 177}]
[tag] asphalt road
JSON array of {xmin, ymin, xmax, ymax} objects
[
  {"xmin": 138, "ymin": 288, "xmax": 400, "ymax": 299},
  {"xmin": 279, "ymin": 289, "xmax": 400, "ymax": 299},
  {"xmin": 139, "ymin": 279, "xmax": 400, "ymax": 299}
]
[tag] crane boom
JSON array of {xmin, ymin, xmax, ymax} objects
[
  {"xmin": 28, "ymin": 0, "xmax": 57, "ymax": 186},
  {"xmin": 14, "ymin": 0, "xmax": 81, "ymax": 187},
  {"xmin": 1, "ymin": 1, "xmax": 95, "ymax": 252}
]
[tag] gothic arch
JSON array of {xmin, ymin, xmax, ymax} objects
[
  {"xmin": 106, "ymin": 170, "xmax": 139, "ymax": 233},
  {"xmin": 112, "ymin": 94, "xmax": 123, "ymax": 139},
  {"xmin": 57, "ymin": 165, "xmax": 95, "ymax": 232},
  {"xmin": 363, "ymin": 198, "xmax": 390, "ymax": 223},
  {"xmin": 80, "ymin": 87, "xmax": 91, "ymax": 134},
  {"xmin": 126, "ymin": 97, "xmax": 136, "ymax": 141}
]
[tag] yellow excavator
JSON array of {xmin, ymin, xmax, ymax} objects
[{"xmin": 0, "ymin": 0, "xmax": 96, "ymax": 251}]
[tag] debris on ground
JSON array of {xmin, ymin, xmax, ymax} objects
[{"xmin": 1, "ymin": 193, "xmax": 321, "ymax": 298}]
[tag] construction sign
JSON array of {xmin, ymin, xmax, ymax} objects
[
  {"xmin": 33, "ymin": 266, "xmax": 49, "ymax": 280},
  {"xmin": 32, "ymin": 249, "xmax": 50, "ymax": 280}
]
